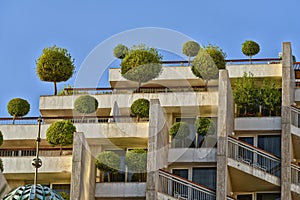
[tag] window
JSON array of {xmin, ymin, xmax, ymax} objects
[
  {"xmin": 256, "ymin": 193, "xmax": 280, "ymax": 200},
  {"xmin": 192, "ymin": 167, "xmax": 216, "ymax": 190},
  {"xmin": 172, "ymin": 169, "xmax": 188, "ymax": 179},
  {"xmin": 237, "ymin": 194, "xmax": 252, "ymax": 200},
  {"xmin": 257, "ymin": 135, "xmax": 281, "ymax": 158},
  {"xmin": 52, "ymin": 184, "xmax": 70, "ymax": 195}
]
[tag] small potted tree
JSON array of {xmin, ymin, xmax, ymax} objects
[
  {"xmin": 169, "ymin": 122, "xmax": 190, "ymax": 148},
  {"xmin": 242, "ymin": 40, "xmax": 260, "ymax": 64},
  {"xmin": 182, "ymin": 41, "xmax": 200, "ymax": 65},
  {"xmin": 125, "ymin": 149, "xmax": 147, "ymax": 182},
  {"xmin": 95, "ymin": 151, "xmax": 120, "ymax": 182},
  {"xmin": 191, "ymin": 44, "xmax": 226, "ymax": 91},
  {"xmin": 130, "ymin": 98, "xmax": 150, "ymax": 122},
  {"xmin": 259, "ymin": 79, "xmax": 281, "ymax": 116},
  {"xmin": 7, "ymin": 98, "xmax": 30, "ymax": 124},
  {"xmin": 74, "ymin": 95, "xmax": 99, "ymax": 121},
  {"xmin": 195, "ymin": 118, "xmax": 216, "ymax": 147},
  {"xmin": 46, "ymin": 120, "xmax": 76, "ymax": 155}
]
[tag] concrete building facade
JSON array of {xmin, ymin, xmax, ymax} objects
[{"xmin": 0, "ymin": 42, "xmax": 300, "ymax": 200}]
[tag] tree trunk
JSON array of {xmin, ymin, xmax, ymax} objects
[
  {"xmin": 205, "ymin": 79, "xmax": 208, "ymax": 91},
  {"xmin": 188, "ymin": 56, "xmax": 191, "ymax": 65},
  {"xmin": 12, "ymin": 115, "xmax": 16, "ymax": 125},
  {"xmin": 59, "ymin": 146, "xmax": 62, "ymax": 156},
  {"xmin": 54, "ymin": 81, "xmax": 57, "ymax": 95},
  {"xmin": 108, "ymin": 172, "xmax": 111, "ymax": 182},
  {"xmin": 250, "ymin": 56, "xmax": 252, "ymax": 64}
]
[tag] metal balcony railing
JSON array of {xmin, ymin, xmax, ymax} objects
[
  {"xmin": 0, "ymin": 148, "xmax": 72, "ymax": 157},
  {"xmin": 158, "ymin": 170, "xmax": 235, "ymax": 200},
  {"xmin": 228, "ymin": 137, "xmax": 281, "ymax": 177},
  {"xmin": 291, "ymin": 164, "xmax": 300, "ymax": 185},
  {"xmin": 0, "ymin": 116, "xmax": 145, "ymax": 125}
]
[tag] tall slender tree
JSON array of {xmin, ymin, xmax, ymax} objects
[{"xmin": 36, "ymin": 46, "xmax": 75, "ymax": 95}]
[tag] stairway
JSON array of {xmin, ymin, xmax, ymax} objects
[
  {"xmin": 158, "ymin": 169, "xmax": 235, "ymax": 200},
  {"xmin": 228, "ymin": 136, "xmax": 281, "ymax": 186}
]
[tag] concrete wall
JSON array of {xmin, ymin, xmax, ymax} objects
[
  {"xmin": 2, "ymin": 156, "xmax": 72, "ymax": 174},
  {"xmin": 227, "ymin": 64, "xmax": 282, "ymax": 78},
  {"xmin": 146, "ymin": 99, "xmax": 169, "ymax": 200},
  {"xmin": 0, "ymin": 122, "xmax": 148, "ymax": 144},
  {"xmin": 168, "ymin": 148, "xmax": 216, "ymax": 163},
  {"xmin": 235, "ymin": 117, "xmax": 281, "ymax": 131},
  {"xmin": 216, "ymin": 70, "xmax": 234, "ymax": 200},
  {"xmin": 281, "ymin": 42, "xmax": 294, "ymax": 200},
  {"xmin": 40, "ymin": 92, "xmax": 218, "ymax": 116},
  {"xmin": 0, "ymin": 172, "xmax": 10, "ymax": 198},
  {"xmin": 95, "ymin": 183, "xmax": 146, "ymax": 198},
  {"xmin": 71, "ymin": 132, "xmax": 95, "ymax": 200}
]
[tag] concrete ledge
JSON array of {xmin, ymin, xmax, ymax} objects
[
  {"xmin": 157, "ymin": 192, "xmax": 178, "ymax": 200},
  {"xmin": 235, "ymin": 117, "xmax": 281, "ymax": 131},
  {"xmin": 291, "ymin": 183, "xmax": 300, "ymax": 194},
  {"xmin": 168, "ymin": 148, "xmax": 216, "ymax": 163},
  {"xmin": 2, "ymin": 156, "xmax": 72, "ymax": 174},
  {"xmin": 95, "ymin": 182, "xmax": 146, "ymax": 197},
  {"xmin": 227, "ymin": 64, "xmax": 282, "ymax": 78}
]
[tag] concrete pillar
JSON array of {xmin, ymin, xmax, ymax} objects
[
  {"xmin": 216, "ymin": 70, "xmax": 234, "ymax": 200},
  {"xmin": 70, "ymin": 132, "xmax": 95, "ymax": 200},
  {"xmin": 0, "ymin": 172, "xmax": 10, "ymax": 198},
  {"xmin": 281, "ymin": 42, "xmax": 294, "ymax": 200},
  {"xmin": 146, "ymin": 99, "xmax": 169, "ymax": 200}
]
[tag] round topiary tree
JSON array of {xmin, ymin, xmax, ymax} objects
[
  {"xmin": 46, "ymin": 120, "xmax": 76, "ymax": 155},
  {"xmin": 242, "ymin": 40, "xmax": 260, "ymax": 64},
  {"xmin": 74, "ymin": 95, "xmax": 99, "ymax": 119},
  {"xmin": 114, "ymin": 44, "xmax": 129, "ymax": 59},
  {"xmin": 125, "ymin": 149, "xmax": 147, "ymax": 182},
  {"xmin": 36, "ymin": 45, "xmax": 75, "ymax": 95},
  {"xmin": 95, "ymin": 151, "xmax": 120, "ymax": 182},
  {"xmin": 191, "ymin": 44, "xmax": 226, "ymax": 91},
  {"xmin": 182, "ymin": 41, "xmax": 200, "ymax": 65},
  {"xmin": 130, "ymin": 98, "xmax": 150, "ymax": 122},
  {"xmin": 195, "ymin": 118, "xmax": 216, "ymax": 136},
  {"xmin": 169, "ymin": 122, "xmax": 190, "ymax": 147},
  {"xmin": 7, "ymin": 98, "xmax": 30, "ymax": 124},
  {"xmin": 121, "ymin": 45, "xmax": 163, "ymax": 88}
]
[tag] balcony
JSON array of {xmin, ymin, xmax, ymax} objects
[
  {"xmin": 95, "ymin": 182, "xmax": 146, "ymax": 198},
  {"xmin": 39, "ymin": 88, "xmax": 218, "ymax": 116}
]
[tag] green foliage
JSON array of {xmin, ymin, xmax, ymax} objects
[
  {"xmin": 182, "ymin": 41, "xmax": 200, "ymax": 64},
  {"xmin": 95, "ymin": 151, "xmax": 120, "ymax": 174},
  {"xmin": 36, "ymin": 45, "xmax": 75, "ymax": 95},
  {"xmin": 259, "ymin": 79, "xmax": 281, "ymax": 116},
  {"xmin": 46, "ymin": 120, "xmax": 76, "ymax": 155},
  {"xmin": 114, "ymin": 44, "xmax": 129, "ymax": 59},
  {"xmin": 0, "ymin": 158, "xmax": 3, "ymax": 172},
  {"xmin": 58, "ymin": 192, "xmax": 70, "ymax": 200},
  {"xmin": 125, "ymin": 149, "xmax": 147, "ymax": 173},
  {"xmin": 0, "ymin": 130, "xmax": 3, "ymax": 146},
  {"xmin": 233, "ymin": 72, "xmax": 258, "ymax": 116},
  {"xmin": 242, "ymin": 40, "xmax": 260, "ymax": 63},
  {"xmin": 169, "ymin": 122, "xmax": 190, "ymax": 139},
  {"xmin": 130, "ymin": 98, "xmax": 150, "ymax": 120},
  {"xmin": 195, "ymin": 118, "xmax": 216, "ymax": 136},
  {"xmin": 7, "ymin": 98, "xmax": 30, "ymax": 124},
  {"xmin": 120, "ymin": 45, "xmax": 163, "ymax": 87},
  {"xmin": 191, "ymin": 44, "xmax": 226, "ymax": 90},
  {"xmin": 74, "ymin": 95, "xmax": 98, "ymax": 114}
]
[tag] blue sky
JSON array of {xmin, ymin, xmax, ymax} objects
[{"xmin": 0, "ymin": 0, "xmax": 299, "ymax": 117}]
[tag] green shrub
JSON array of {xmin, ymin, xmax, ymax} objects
[
  {"xmin": 131, "ymin": 98, "xmax": 150, "ymax": 121},
  {"xmin": 7, "ymin": 98, "xmax": 30, "ymax": 124},
  {"xmin": 195, "ymin": 118, "xmax": 216, "ymax": 136},
  {"xmin": 46, "ymin": 120, "xmax": 76, "ymax": 155},
  {"xmin": 114, "ymin": 44, "xmax": 129, "ymax": 59},
  {"xmin": 169, "ymin": 122, "xmax": 190, "ymax": 139},
  {"xmin": 74, "ymin": 95, "xmax": 98, "ymax": 115},
  {"xmin": 95, "ymin": 151, "xmax": 120, "ymax": 182},
  {"xmin": 125, "ymin": 149, "xmax": 147, "ymax": 182},
  {"xmin": 182, "ymin": 41, "xmax": 200, "ymax": 64},
  {"xmin": 0, "ymin": 130, "xmax": 3, "ymax": 146},
  {"xmin": 0, "ymin": 158, "xmax": 3, "ymax": 172},
  {"xmin": 242, "ymin": 40, "xmax": 260, "ymax": 63}
]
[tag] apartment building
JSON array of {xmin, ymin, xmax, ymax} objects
[{"xmin": 0, "ymin": 42, "xmax": 299, "ymax": 200}]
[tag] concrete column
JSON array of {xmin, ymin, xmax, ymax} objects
[
  {"xmin": 146, "ymin": 99, "xmax": 169, "ymax": 200},
  {"xmin": 0, "ymin": 172, "xmax": 10, "ymax": 198},
  {"xmin": 216, "ymin": 70, "xmax": 234, "ymax": 200},
  {"xmin": 281, "ymin": 42, "xmax": 294, "ymax": 200},
  {"xmin": 70, "ymin": 132, "xmax": 95, "ymax": 200}
]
